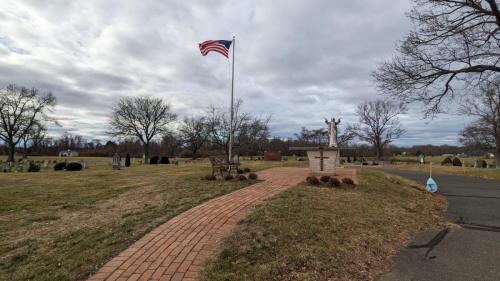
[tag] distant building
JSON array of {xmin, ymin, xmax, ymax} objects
[{"xmin": 59, "ymin": 150, "xmax": 79, "ymax": 157}]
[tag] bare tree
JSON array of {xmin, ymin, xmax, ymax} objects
[
  {"xmin": 206, "ymin": 99, "xmax": 250, "ymax": 160},
  {"xmin": 237, "ymin": 116, "xmax": 271, "ymax": 155},
  {"xmin": 0, "ymin": 84, "xmax": 56, "ymax": 162},
  {"xmin": 20, "ymin": 122, "xmax": 47, "ymax": 156},
  {"xmin": 109, "ymin": 96, "xmax": 176, "ymax": 161},
  {"xmin": 352, "ymin": 100, "xmax": 407, "ymax": 161},
  {"xmin": 460, "ymin": 80, "xmax": 500, "ymax": 166},
  {"xmin": 179, "ymin": 116, "xmax": 210, "ymax": 159},
  {"xmin": 374, "ymin": 0, "xmax": 500, "ymax": 114}
]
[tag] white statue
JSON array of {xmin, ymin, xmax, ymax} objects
[{"xmin": 325, "ymin": 117, "xmax": 341, "ymax": 148}]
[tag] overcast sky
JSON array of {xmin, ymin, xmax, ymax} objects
[{"xmin": 0, "ymin": 0, "xmax": 471, "ymax": 146}]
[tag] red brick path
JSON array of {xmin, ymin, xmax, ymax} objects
[{"xmin": 88, "ymin": 167, "xmax": 308, "ymax": 281}]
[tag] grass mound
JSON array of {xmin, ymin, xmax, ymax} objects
[{"xmin": 202, "ymin": 170, "xmax": 447, "ymax": 281}]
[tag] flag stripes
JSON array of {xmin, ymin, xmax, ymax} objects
[{"xmin": 199, "ymin": 40, "xmax": 232, "ymax": 58}]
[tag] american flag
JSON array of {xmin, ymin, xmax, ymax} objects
[{"xmin": 199, "ymin": 40, "xmax": 232, "ymax": 58}]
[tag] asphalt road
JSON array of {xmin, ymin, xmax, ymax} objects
[{"xmin": 378, "ymin": 168, "xmax": 500, "ymax": 281}]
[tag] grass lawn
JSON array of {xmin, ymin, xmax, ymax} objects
[
  {"xmin": 201, "ymin": 169, "xmax": 448, "ymax": 281},
  {"xmin": 388, "ymin": 163, "xmax": 500, "ymax": 181},
  {"xmin": 0, "ymin": 158, "xmax": 305, "ymax": 281}
]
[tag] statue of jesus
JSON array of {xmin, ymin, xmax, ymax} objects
[{"xmin": 325, "ymin": 117, "xmax": 341, "ymax": 147}]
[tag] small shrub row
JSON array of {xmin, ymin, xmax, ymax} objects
[
  {"xmin": 203, "ymin": 172, "xmax": 258, "ymax": 181},
  {"xmin": 306, "ymin": 175, "xmax": 355, "ymax": 188},
  {"xmin": 53, "ymin": 162, "xmax": 82, "ymax": 171},
  {"xmin": 28, "ymin": 162, "xmax": 40, "ymax": 172},
  {"xmin": 441, "ymin": 156, "xmax": 462, "ymax": 166},
  {"xmin": 149, "ymin": 156, "xmax": 170, "ymax": 165}
]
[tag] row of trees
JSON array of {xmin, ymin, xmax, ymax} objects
[
  {"xmin": 109, "ymin": 98, "xmax": 271, "ymax": 162},
  {"xmin": 3, "ymin": 82, "xmax": 481, "ymax": 161},
  {"xmin": 1, "ymin": 82, "xmax": 409, "ymax": 162}
]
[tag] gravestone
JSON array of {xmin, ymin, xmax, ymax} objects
[
  {"xmin": 420, "ymin": 153, "xmax": 426, "ymax": 164},
  {"xmin": 264, "ymin": 150, "xmax": 281, "ymax": 161},
  {"xmin": 79, "ymin": 160, "xmax": 88, "ymax": 169},
  {"xmin": 17, "ymin": 163, "xmax": 24, "ymax": 173},
  {"xmin": 43, "ymin": 160, "xmax": 49, "ymax": 168},
  {"xmin": 6, "ymin": 162, "xmax": 13, "ymax": 173},
  {"xmin": 112, "ymin": 154, "xmax": 121, "ymax": 170}
]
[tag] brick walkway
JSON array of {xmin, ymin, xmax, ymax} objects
[{"xmin": 88, "ymin": 167, "xmax": 308, "ymax": 281}]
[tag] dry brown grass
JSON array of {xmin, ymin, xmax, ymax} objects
[
  {"xmin": 0, "ymin": 158, "xmax": 306, "ymax": 281},
  {"xmin": 202, "ymin": 169, "xmax": 447, "ymax": 281},
  {"xmin": 388, "ymin": 163, "xmax": 500, "ymax": 181}
]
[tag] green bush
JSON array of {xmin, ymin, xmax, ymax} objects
[
  {"xmin": 66, "ymin": 162, "xmax": 83, "ymax": 171},
  {"xmin": 320, "ymin": 175, "xmax": 331, "ymax": 183},
  {"xmin": 248, "ymin": 173, "xmax": 258, "ymax": 180},
  {"xmin": 149, "ymin": 156, "xmax": 159, "ymax": 165},
  {"xmin": 160, "ymin": 156, "xmax": 170, "ymax": 164},
  {"xmin": 237, "ymin": 175, "xmax": 247, "ymax": 181},
  {"xmin": 342, "ymin": 177, "xmax": 355, "ymax": 185},
  {"xmin": 125, "ymin": 153, "xmax": 131, "ymax": 167},
  {"xmin": 328, "ymin": 177, "xmax": 341, "ymax": 187},
  {"xmin": 476, "ymin": 159, "xmax": 487, "ymax": 168},
  {"xmin": 452, "ymin": 157, "xmax": 462, "ymax": 167},
  {"xmin": 306, "ymin": 176, "xmax": 320, "ymax": 186},
  {"xmin": 28, "ymin": 162, "xmax": 40, "ymax": 172},
  {"xmin": 204, "ymin": 175, "xmax": 217, "ymax": 181},
  {"xmin": 224, "ymin": 174, "xmax": 234, "ymax": 181},
  {"xmin": 54, "ymin": 162, "xmax": 66, "ymax": 171},
  {"xmin": 441, "ymin": 157, "xmax": 453, "ymax": 166},
  {"xmin": 243, "ymin": 167, "xmax": 251, "ymax": 173}
]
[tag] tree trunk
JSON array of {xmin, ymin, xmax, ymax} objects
[
  {"xmin": 7, "ymin": 142, "xmax": 15, "ymax": 162},
  {"xmin": 375, "ymin": 146, "xmax": 382, "ymax": 162},
  {"xmin": 496, "ymin": 134, "xmax": 500, "ymax": 168},
  {"xmin": 192, "ymin": 147, "xmax": 198, "ymax": 160},
  {"xmin": 144, "ymin": 142, "xmax": 150, "ymax": 164}
]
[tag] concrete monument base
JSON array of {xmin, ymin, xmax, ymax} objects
[{"xmin": 306, "ymin": 148, "xmax": 338, "ymax": 176}]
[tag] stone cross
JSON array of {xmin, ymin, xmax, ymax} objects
[
  {"xmin": 314, "ymin": 149, "xmax": 329, "ymax": 171},
  {"xmin": 325, "ymin": 117, "xmax": 341, "ymax": 148}
]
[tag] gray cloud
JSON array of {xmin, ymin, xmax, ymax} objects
[{"xmin": 0, "ymin": 0, "xmax": 468, "ymax": 145}]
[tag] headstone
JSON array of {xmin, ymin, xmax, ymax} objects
[
  {"xmin": 43, "ymin": 160, "xmax": 49, "ymax": 168},
  {"xmin": 264, "ymin": 150, "xmax": 281, "ymax": 161},
  {"xmin": 17, "ymin": 163, "xmax": 24, "ymax": 173},
  {"xmin": 112, "ymin": 154, "xmax": 121, "ymax": 170},
  {"xmin": 232, "ymin": 154, "xmax": 240, "ymax": 164},
  {"xmin": 420, "ymin": 153, "xmax": 426, "ymax": 164},
  {"xmin": 120, "ymin": 159, "xmax": 126, "ymax": 167},
  {"xmin": 79, "ymin": 160, "xmax": 88, "ymax": 169},
  {"xmin": 6, "ymin": 162, "xmax": 13, "ymax": 172}
]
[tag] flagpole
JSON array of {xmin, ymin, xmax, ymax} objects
[{"xmin": 229, "ymin": 36, "xmax": 235, "ymax": 163}]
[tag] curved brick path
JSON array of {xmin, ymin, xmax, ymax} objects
[{"xmin": 88, "ymin": 167, "xmax": 308, "ymax": 281}]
